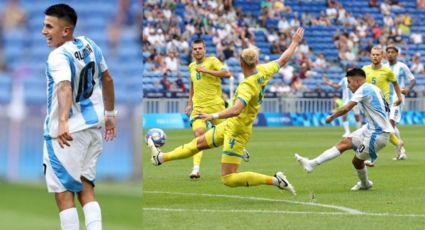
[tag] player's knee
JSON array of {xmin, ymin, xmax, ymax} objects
[
  {"xmin": 221, "ymin": 174, "xmax": 237, "ymax": 187},
  {"xmin": 194, "ymin": 129, "xmax": 206, "ymax": 137},
  {"xmin": 352, "ymin": 157, "xmax": 364, "ymax": 169}
]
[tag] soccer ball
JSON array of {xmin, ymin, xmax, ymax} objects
[{"xmin": 146, "ymin": 128, "xmax": 166, "ymax": 147}]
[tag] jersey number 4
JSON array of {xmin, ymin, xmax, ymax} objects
[{"xmin": 76, "ymin": 61, "xmax": 96, "ymax": 102}]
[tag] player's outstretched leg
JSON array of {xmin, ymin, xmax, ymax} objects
[
  {"xmin": 221, "ymin": 171, "xmax": 296, "ymax": 195},
  {"xmin": 295, "ymin": 146, "xmax": 341, "ymax": 173}
]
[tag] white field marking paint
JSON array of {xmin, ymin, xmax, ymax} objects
[
  {"xmin": 144, "ymin": 190, "xmax": 363, "ymax": 214},
  {"xmin": 144, "ymin": 207, "xmax": 425, "ymax": 218}
]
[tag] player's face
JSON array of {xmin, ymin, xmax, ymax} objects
[
  {"xmin": 370, "ymin": 49, "xmax": 383, "ymax": 65},
  {"xmin": 347, "ymin": 77, "xmax": 359, "ymax": 93},
  {"xmin": 42, "ymin": 16, "xmax": 70, "ymax": 48},
  {"xmin": 192, "ymin": 42, "xmax": 205, "ymax": 61},
  {"xmin": 386, "ymin": 49, "xmax": 398, "ymax": 62}
]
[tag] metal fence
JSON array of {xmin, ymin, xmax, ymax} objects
[{"xmin": 143, "ymin": 97, "xmax": 425, "ymax": 114}]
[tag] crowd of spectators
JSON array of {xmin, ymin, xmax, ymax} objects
[{"xmin": 143, "ymin": 0, "xmax": 425, "ymax": 96}]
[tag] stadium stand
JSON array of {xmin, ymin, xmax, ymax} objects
[{"xmin": 142, "ymin": 0, "xmax": 425, "ymax": 97}]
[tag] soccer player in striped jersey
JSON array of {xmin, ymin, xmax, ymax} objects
[
  {"xmin": 384, "ymin": 45, "xmax": 416, "ymax": 160},
  {"xmin": 42, "ymin": 4, "xmax": 116, "ymax": 230},
  {"xmin": 148, "ymin": 28, "xmax": 305, "ymax": 194},
  {"xmin": 296, "ymin": 68, "xmax": 394, "ymax": 191},
  {"xmin": 324, "ymin": 75, "xmax": 363, "ymax": 137},
  {"xmin": 362, "ymin": 46, "xmax": 405, "ymax": 161}
]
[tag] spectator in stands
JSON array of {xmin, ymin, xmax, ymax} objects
[
  {"xmin": 410, "ymin": 29, "xmax": 423, "ymax": 45},
  {"xmin": 271, "ymin": 41, "xmax": 282, "ymax": 54},
  {"xmin": 279, "ymin": 63, "xmax": 295, "ymax": 84},
  {"xmin": 272, "ymin": 0, "xmax": 291, "ymax": 13},
  {"xmin": 411, "ymin": 53, "xmax": 425, "ymax": 74},
  {"xmin": 269, "ymin": 81, "xmax": 280, "ymax": 93},
  {"xmin": 371, "ymin": 23, "xmax": 382, "ymax": 41},
  {"xmin": 418, "ymin": 0, "xmax": 425, "ymax": 9},
  {"xmin": 0, "ymin": 0, "xmax": 27, "ymax": 32},
  {"xmin": 164, "ymin": 52, "xmax": 179, "ymax": 72},
  {"xmin": 369, "ymin": 0, "xmax": 379, "ymax": 7},
  {"xmin": 175, "ymin": 74, "xmax": 186, "ymax": 92},
  {"xmin": 380, "ymin": 0, "xmax": 392, "ymax": 15},
  {"xmin": 318, "ymin": 10, "xmax": 331, "ymax": 26},
  {"xmin": 301, "ymin": 12, "xmax": 313, "ymax": 26},
  {"xmin": 159, "ymin": 72, "xmax": 172, "ymax": 92},
  {"xmin": 313, "ymin": 54, "xmax": 328, "ymax": 69}
]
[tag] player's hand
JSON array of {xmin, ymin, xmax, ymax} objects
[
  {"xmin": 199, "ymin": 113, "xmax": 213, "ymax": 121},
  {"xmin": 325, "ymin": 115, "xmax": 334, "ymax": 124},
  {"xmin": 104, "ymin": 116, "xmax": 117, "ymax": 141},
  {"xmin": 401, "ymin": 88, "xmax": 409, "ymax": 95},
  {"xmin": 393, "ymin": 99, "xmax": 402, "ymax": 107},
  {"xmin": 185, "ymin": 104, "xmax": 192, "ymax": 116},
  {"xmin": 57, "ymin": 121, "xmax": 73, "ymax": 148},
  {"xmin": 292, "ymin": 27, "xmax": 304, "ymax": 44},
  {"xmin": 196, "ymin": 66, "xmax": 207, "ymax": 73}
]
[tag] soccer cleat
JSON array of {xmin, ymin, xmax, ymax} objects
[
  {"xmin": 393, "ymin": 143, "xmax": 407, "ymax": 160},
  {"xmin": 274, "ymin": 172, "xmax": 296, "ymax": 195},
  {"xmin": 351, "ymin": 180, "xmax": 373, "ymax": 191},
  {"xmin": 242, "ymin": 148, "xmax": 250, "ymax": 162},
  {"xmin": 189, "ymin": 168, "xmax": 201, "ymax": 179},
  {"xmin": 295, "ymin": 153, "xmax": 314, "ymax": 173},
  {"xmin": 364, "ymin": 160, "xmax": 375, "ymax": 167},
  {"xmin": 147, "ymin": 137, "xmax": 162, "ymax": 166}
]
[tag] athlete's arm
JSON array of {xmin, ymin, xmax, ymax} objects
[
  {"xmin": 392, "ymin": 81, "xmax": 402, "ymax": 106},
  {"xmin": 101, "ymin": 70, "xmax": 117, "ymax": 141},
  {"xmin": 402, "ymin": 78, "xmax": 416, "ymax": 95},
  {"xmin": 323, "ymin": 75, "xmax": 341, "ymax": 89},
  {"xmin": 185, "ymin": 82, "xmax": 194, "ymax": 115},
  {"xmin": 276, "ymin": 27, "xmax": 304, "ymax": 67},
  {"xmin": 57, "ymin": 80, "xmax": 73, "ymax": 148},
  {"xmin": 326, "ymin": 101, "xmax": 357, "ymax": 124},
  {"xmin": 196, "ymin": 66, "xmax": 232, "ymax": 78},
  {"xmin": 200, "ymin": 99, "xmax": 245, "ymax": 121}
]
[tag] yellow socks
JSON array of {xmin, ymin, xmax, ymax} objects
[
  {"xmin": 192, "ymin": 151, "xmax": 203, "ymax": 167},
  {"xmin": 163, "ymin": 139, "xmax": 199, "ymax": 162},
  {"xmin": 389, "ymin": 133, "xmax": 399, "ymax": 146},
  {"xmin": 221, "ymin": 172, "xmax": 273, "ymax": 187}
]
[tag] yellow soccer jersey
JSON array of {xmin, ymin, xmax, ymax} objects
[
  {"xmin": 188, "ymin": 56, "xmax": 225, "ymax": 107},
  {"xmin": 226, "ymin": 61, "xmax": 280, "ymax": 136},
  {"xmin": 362, "ymin": 64, "xmax": 396, "ymax": 102}
]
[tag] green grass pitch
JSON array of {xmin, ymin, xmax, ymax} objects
[
  {"xmin": 143, "ymin": 126, "xmax": 425, "ymax": 230},
  {"xmin": 0, "ymin": 181, "xmax": 141, "ymax": 229}
]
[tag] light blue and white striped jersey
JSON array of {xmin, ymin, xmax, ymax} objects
[
  {"xmin": 384, "ymin": 61, "xmax": 415, "ymax": 104},
  {"xmin": 44, "ymin": 36, "xmax": 108, "ymax": 139},
  {"xmin": 338, "ymin": 77, "xmax": 352, "ymax": 103},
  {"xmin": 350, "ymin": 83, "xmax": 394, "ymax": 133}
]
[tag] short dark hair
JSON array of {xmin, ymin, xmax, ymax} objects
[
  {"xmin": 346, "ymin": 68, "xmax": 366, "ymax": 78},
  {"xmin": 386, "ymin": 44, "xmax": 399, "ymax": 53},
  {"xmin": 192, "ymin": 39, "xmax": 205, "ymax": 47},
  {"xmin": 44, "ymin": 4, "xmax": 77, "ymax": 27}
]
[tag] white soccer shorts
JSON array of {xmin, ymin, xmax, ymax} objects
[
  {"xmin": 350, "ymin": 126, "xmax": 390, "ymax": 162},
  {"xmin": 43, "ymin": 128, "xmax": 103, "ymax": 193}
]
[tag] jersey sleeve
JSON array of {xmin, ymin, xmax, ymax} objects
[
  {"xmin": 259, "ymin": 61, "xmax": 280, "ymax": 81},
  {"xmin": 350, "ymin": 85, "xmax": 367, "ymax": 103},
  {"xmin": 210, "ymin": 56, "xmax": 224, "ymax": 70},
  {"xmin": 402, "ymin": 63, "xmax": 415, "ymax": 81},
  {"xmin": 47, "ymin": 51, "xmax": 71, "ymax": 83},
  {"xmin": 338, "ymin": 78, "xmax": 345, "ymax": 87},
  {"xmin": 235, "ymin": 81, "xmax": 255, "ymax": 106}
]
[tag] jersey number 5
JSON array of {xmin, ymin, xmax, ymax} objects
[
  {"xmin": 76, "ymin": 61, "xmax": 96, "ymax": 102},
  {"xmin": 371, "ymin": 77, "xmax": 376, "ymax": 85}
]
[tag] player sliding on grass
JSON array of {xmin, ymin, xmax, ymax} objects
[
  {"xmin": 147, "ymin": 28, "xmax": 305, "ymax": 195},
  {"xmin": 296, "ymin": 68, "xmax": 393, "ymax": 191}
]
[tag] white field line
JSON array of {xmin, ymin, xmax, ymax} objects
[
  {"xmin": 144, "ymin": 207, "xmax": 425, "ymax": 218},
  {"xmin": 144, "ymin": 190, "xmax": 363, "ymax": 214}
]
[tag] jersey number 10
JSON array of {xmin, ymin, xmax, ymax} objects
[{"xmin": 76, "ymin": 61, "xmax": 96, "ymax": 102}]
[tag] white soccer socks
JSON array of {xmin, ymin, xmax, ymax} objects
[
  {"xmin": 83, "ymin": 201, "xmax": 102, "ymax": 230},
  {"xmin": 314, "ymin": 146, "xmax": 341, "ymax": 165},
  {"xmin": 59, "ymin": 208, "xmax": 79, "ymax": 230}
]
